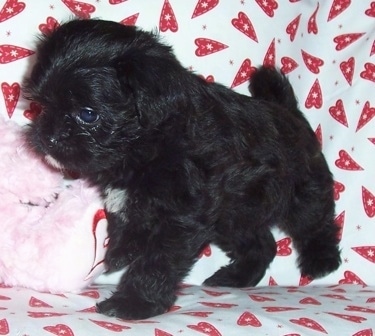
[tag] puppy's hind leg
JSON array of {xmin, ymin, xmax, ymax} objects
[{"xmin": 204, "ymin": 227, "xmax": 277, "ymax": 287}]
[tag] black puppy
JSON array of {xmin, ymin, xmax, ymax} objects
[{"xmin": 25, "ymin": 19, "xmax": 341, "ymax": 319}]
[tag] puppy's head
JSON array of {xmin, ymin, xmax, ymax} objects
[{"xmin": 25, "ymin": 19, "xmax": 188, "ymax": 173}]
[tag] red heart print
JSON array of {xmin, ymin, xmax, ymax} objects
[
  {"xmin": 192, "ymin": 0, "xmax": 219, "ymax": 19},
  {"xmin": 263, "ymin": 38, "xmax": 276, "ymax": 67},
  {"xmin": 308, "ymin": 3, "xmax": 319, "ymax": 34},
  {"xmin": 281, "ymin": 56, "xmax": 298, "ymax": 74},
  {"xmin": 231, "ymin": 58, "xmax": 256, "ymax": 88},
  {"xmin": 61, "ymin": 0, "xmax": 95, "ymax": 19},
  {"xmin": 276, "ymin": 237, "xmax": 292, "ymax": 256},
  {"xmin": 370, "ymin": 40, "xmax": 375, "ymax": 56},
  {"xmin": 340, "ymin": 56, "xmax": 355, "ymax": 85},
  {"xmin": 333, "ymin": 181, "xmax": 345, "ymax": 201},
  {"xmin": 1, "ymin": 82, "xmax": 20, "ymax": 118},
  {"xmin": 237, "ymin": 311, "xmax": 262, "ymax": 327},
  {"xmin": 360, "ymin": 62, "xmax": 375, "ymax": 83},
  {"xmin": 362, "ymin": 187, "xmax": 375, "ymax": 218},
  {"xmin": 301, "ymin": 50, "xmax": 324, "ymax": 74},
  {"xmin": 321, "ymin": 293, "xmax": 350, "ymax": 300},
  {"xmin": 0, "ymin": 0, "xmax": 25, "ymax": 23},
  {"xmin": 329, "ymin": 99, "xmax": 348, "ymax": 127},
  {"xmin": 345, "ymin": 305, "xmax": 375, "ymax": 314},
  {"xmin": 299, "ymin": 275, "xmax": 313, "ymax": 286},
  {"xmin": 199, "ymin": 245, "xmax": 211, "ymax": 258},
  {"xmin": 268, "ymin": 276, "xmax": 278, "ymax": 286},
  {"xmin": 89, "ymin": 319, "xmax": 131, "ymax": 332},
  {"xmin": 187, "ymin": 322, "xmax": 222, "ymax": 336},
  {"xmin": 353, "ymin": 329, "xmax": 374, "ymax": 336},
  {"xmin": 109, "ymin": 0, "xmax": 127, "ymax": 4},
  {"xmin": 334, "ymin": 33, "xmax": 365, "ymax": 51},
  {"xmin": 327, "ymin": 312, "xmax": 367, "ymax": 323},
  {"xmin": 28, "ymin": 312, "xmax": 67, "ymax": 318},
  {"xmin": 159, "ymin": 0, "xmax": 178, "ymax": 32},
  {"xmin": 0, "ymin": 295, "xmax": 10, "ymax": 300},
  {"xmin": 339, "ymin": 271, "xmax": 366, "ymax": 285},
  {"xmin": 194, "ymin": 38, "xmax": 228, "ymax": 57},
  {"xmin": 44, "ymin": 324, "xmax": 74, "ymax": 336},
  {"xmin": 335, "ymin": 150, "xmax": 363, "ymax": 171},
  {"xmin": 199, "ymin": 302, "xmax": 238, "ymax": 308},
  {"xmin": 315, "ymin": 124, "xmax": 322, "ymax": 147},
  {"xmin": 77, "ymin": 306, "xmax": 97, "ymax": 313},
  {"xmin": 120, "ymin": 13, "xmax": 139, "ymax": 26},
  {"xmin": 366, "ymin": 298, "xmax": 375, "ymax": 303},
  {"xmin": 0, "ymin": 44, "xmax": 34, "ymax": 64},
  {"xmin": 79, "ymin": 290, "xmax": 100, "ymax": 299},
  {"xmin": 334, "ymin": 211, "xmax": 345, "ymax": 242},
  {"xmin": 202, "ymin": 289, "xmax": 231, "ymax": 296},
  {"xmin": 231, "ymin": 12, "xmax": 258, "ymax": 42},
  {"xmin": 249, "ymin": 295, "xmax": 275, "ymax": 302},
  {"xmin": 155, "ymin": 329, "xmax": 173, "ymax": 336},
  {"xmin": 255, "ymin": 0, "xmax": 278, "ymax": 17},
  {"xmin": 286, "ymin": 14, "xmax": 301, "ymax": 42},
  {"xmin": 305, "ymin": 79, "xmax": 322, "ymax": 109},
  {"xmin": 289, "ymin": 317, "xmax": 327, "ymax": 333},
  {"xmin": 263, "ymin": 306, "xmax": 301, "ymax": 312},
  {"xmin": 29, "ymin": 297, "xmax": 53, "ymax": 308},
  {"xmin": 39, "ymin": 17, "xmax": 60, "ymax": 35},
  {"xmin": 300, "ymin": 297, "xmax": 321, "ymax": 305},
  {"xmin": 328, "ymin": 0, "xmax": 352, "ymax": 21},
  {"xmin": 356, "ymin": 101, "xmax": 375, "ymax": 132},
  {"xmin": 24, "ymin": 101, "xmax": 42, "ymax": 120},
  {"xmin": 0, "ymin": 319, "xmax": 9, "ymax": 335},
  {"xmin": 352, "ymin": 245, "xmax": 375, "ymax": 264},
  {"xmin": 365, "ymin": 2, "xmax": 375, "ymax": 17},
  {"xmin": 369, "ymin": 137, "xmax": 375, "ymax": 146}
]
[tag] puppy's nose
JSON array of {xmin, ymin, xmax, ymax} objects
[{"xmin": 45, "ymin": 135, "xmax": 58, "ymax": 148}]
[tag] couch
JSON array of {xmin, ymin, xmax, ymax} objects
[{"xmin": 0, "ymin": 0, "xmax": 374, "ymax": 335}]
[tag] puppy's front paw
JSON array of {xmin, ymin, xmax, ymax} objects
[{"xmin": 96, "ymin": 294, "xmax": 168, "ymax": 320}]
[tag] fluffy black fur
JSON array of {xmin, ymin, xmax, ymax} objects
[{"xmin": 24, "ymin": 19, "xmax": 341, "ymax": 320}]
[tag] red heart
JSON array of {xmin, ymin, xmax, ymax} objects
[
  {"xmin": 339, "ymin": 271, "xmax": 366, "ymax": 285},
  {"xmin": 61, "ymin": 0, "xmax": 95, "ymax": 19},
  {"xmin": 290, "ymin": 317, "xmax": 327, "ymax": 333},
  {"xmin": 308, "ymin": 3, "xmax": 319, "ymax": 34},
  {"xmin": 315, "ymin": 124, "xmax": 322, "ymax": 147},
  {"xmin": 340, "ymin": 56, "xmax": 355, "ymax": 85},
  {"xmin": 360, "ymin": 62, "xmax": 375, "ymax": 83},
  {"xmin": 199, "ymin": 302, "xmax": 238, "ymax": 308},
  {"xmin": 281, "ymin": 56, "xmax": 298, "ymax": 74},
  {"xmin": 79, "ymin": 290, "xmax": 100, "ymax": 299},
  {"xmin": 328, "ymin": 0, "xmax": 352, "ymax": 21},
  {"xmin": 231, "ymin": 12, "xmax": 257, "ymax": 42},
  {"xmin": 155, "ymin": 329, "xmax": 173, "ymax": 336},
  {"xmin": 276, "ymin": 237, "xmax": 292, "ymax": 256},
  {"xmin": 29, "ymin": 297, "xmax": 53, "ymax": 308},
  {"xmin": 249, "ymin": 294, "xmax": 275, "ymax": 302},
  {"xmin": 39, "ymin": 17, "xmax": 60, "ymax": 35},
  {"xmin": 187, "ymin": 322, "xmax": 222, "ymax": 336},
  {"xmin": 334, "ymin": 211, "xmax": 345, "ymax": 242},
  {"xmin": 286, "ymin": 14, "xmax": 301, "ymax": 42},
  {"xmin": 192, "ymin": 0, "xmax": 219, "ymax": 19},
  {"xmin": 1, "ymin": 82, "xmax": 20, "ymax": 118},
  {"xmin": 356, "ymin": 101, "xmax": 375, "ymax": 132},
  {"xmin": 299, "ymin": 297, "xmax": 321, "ymax": 305},
  {"xmin": 194, "ymin": 38, "xmax": 228, "ymax": 57},
  {"xmin": 335, "ymin": 150, "xmax": 363, "ymax": 171},
  {"xmin": 0, "ymin": 0, "xmax": 25, "ymax": 23},
  {"xmin": 0, "ymin": 44, "xmax": 34, "ymax": 64},
  {"xmin": 255, "ymin": 0, "xmax": 278, "ymax": 17},
  {"xmin": 159, "ymin": 0, "xmax": 178, "ymax": 32},
  {"xmin": 301, "ymin": 50, "xmax": 324, "ymax": 74},
  {"xmin": 89, "ymin": 319, "xmax": 131, "ymax": 332},
  {"xmin": 334, "ymin": 33, "xmax": 365, "ymax": 51},
  {"xmin": 24, "ymin": 101, "xmax": 42, "ymax": 120},
  {"xmin": 237, "ymin": 311, "xmax": 262, "ymax": 327},
  {"xmin": 346, "ymin": 305, "xmax": 375, "ymax": 314},
  {"xmin": 120, "ymin": 13, "xmax": 139, "ymax": 26},
  {"xmin": 231, "ymin": 58, "xmax": 256, "ymax": 88},
  {"xmin": 329, "ymin": 99, "xmax": 348, "ymax": 127},
  {"xmin": 362, "ymin": 187, "xmax": 375, "ymax": 218},
  {"xmin": 202, "ymin": 289, "xmax": 230, "ymax": 296},
  {"xmin": 365, "ymin": 2, "xmax": 375, "ymax": 17},
  {"xmin": 299, "ymin": 275, "xmax": 313, "ymax": 286},
  {"xmin": 109, "ymin": 0, "xmax": 127, "ymax": 4},
  {"xmin": 327, "ymin": 312, "xmax": 367, "ymax": 323},
  {"xmin": 28, "ymin": 312, "xmax": 67, "ymax": 318},
  {"xmin": 263, "ymin": 38, "xmax": 276, "ymax": 67},
  {"xmin": 305, "ymin": 79, "xmax": 322, "ymax": 109},
  {"xmin": 333, "ymin": 181, "xmax": 345, "ymax": 201},
  {"xmin": 182, "ymin": 311, "xmax": 213, "ymax": 317},
  {"xmin": 0, "ymin": 319, "xmax": 9, "ymax": 335},
  {"xmin": 263, "ymin": 306, "xmax": 301, "ymax": 312},
  {"xmin": 353, "ymin": 329, "xmax": 374, "ymax": 336},
  {"xmin": 44, "ymin": 324, "xmax": 74, "ymax": 336}
]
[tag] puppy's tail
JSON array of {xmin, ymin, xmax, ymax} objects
[{"xmin": 249, "ymin": 66, "xmax": 298, "ymax": 111}]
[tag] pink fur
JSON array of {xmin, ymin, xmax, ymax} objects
[{"xmin": 0, "ymin": 117, "xmax": 107, "ymax": 293}]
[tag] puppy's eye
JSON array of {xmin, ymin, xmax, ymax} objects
[{"xmin": 78, "ymin": 107, "xmax": 99, "ymax": 124}]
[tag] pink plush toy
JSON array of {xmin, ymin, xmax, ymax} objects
[{"xmin": 0, "ymin": 117, "xmax": 108, "ymax": 293}]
